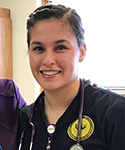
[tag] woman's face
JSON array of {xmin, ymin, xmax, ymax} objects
[{"xmin": 29, "ymin": 18, "xmax": 86, "ymax": 91}]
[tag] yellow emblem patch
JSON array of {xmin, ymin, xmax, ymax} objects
[{"xmin": 67, "ymin": 115, "xmax": 94, "ymax": 141}]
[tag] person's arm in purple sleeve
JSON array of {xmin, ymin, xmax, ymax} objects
[
  {"xmin": 11, "ymin": 79, "xmax": 27, "ymax": 109},
  {"xmin": 0, "ymin": 78, "xmax": 27, "ymax": 150}
]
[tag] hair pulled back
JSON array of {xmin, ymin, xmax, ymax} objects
[{"xmin": 27, "ymin": 4, "xmax": 85, "ymax": 48}]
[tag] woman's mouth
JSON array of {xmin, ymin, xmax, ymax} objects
[{"xmin": 40, "ymin": 71, "xmax": 61, "ymax": 76}]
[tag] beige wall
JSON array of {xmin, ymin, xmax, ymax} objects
[{"xmin": 0, "ymin": 0, "xmax": 40, "ymax": 104}]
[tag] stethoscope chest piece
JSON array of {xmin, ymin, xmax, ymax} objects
[{"xmin": 69, "ymin": 143, "xmax": 84, "ymax": 150}]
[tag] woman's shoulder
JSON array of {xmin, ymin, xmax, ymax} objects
[
  {"xmin": 19, "ymin": 92, "xmax": 45, "ymax": 119},
  {"xmin": 85, "ymin": 84, "xmax": 125, "ymax": 125},
  {"xmin": 86, "ymin": 83, "xmax": 125, "ymax": 108},
  {"xmin": 19, "ymin": 103, "xmax": 35, "ymax": 119}
]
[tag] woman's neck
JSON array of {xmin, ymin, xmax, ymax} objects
[{"xmin": 44, "ymin": 79, "xmax": 80, "ymax": 124}]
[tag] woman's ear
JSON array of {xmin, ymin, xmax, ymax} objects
[{"xmin": 79, "ymin": 43, "xmax": 86, "ymax": 62}]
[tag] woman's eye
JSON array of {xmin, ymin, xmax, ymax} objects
[
  {"xmin": 33, "ymin": 46, "xmax": 45, "ymax": 52},
  {"xmin": 55, "ymin": 45, "xmax": 68, "ymax": 51}
]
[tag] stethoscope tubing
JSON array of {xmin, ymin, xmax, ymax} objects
[
  {"xmin": 18, "ymin": 122, "xmax": 35, "ymax": 150},
  {"xmin": 77, "ymin": 79, "xmax": 84, "ymax": 144}
]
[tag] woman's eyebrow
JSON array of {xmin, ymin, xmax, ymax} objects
[
  {"xmin": 30, "ymin": 41, "xmax": 43, "ymax": 45},
  {"xmin": 55, "ymin": 39, "xmax": 69, "ymax": 44}
]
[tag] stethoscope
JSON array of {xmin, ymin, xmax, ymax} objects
[{"xmin": 18, "ymin": 79, "xmax": 90, "ymax": 150}]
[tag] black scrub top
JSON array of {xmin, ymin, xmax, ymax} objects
[{"xmin": 18, "ymin": 80, "xmax": 125, "ymax": 150}]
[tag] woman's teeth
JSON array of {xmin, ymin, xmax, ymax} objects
[{"xmin": 42, "ymin": 71, "xmax": 60, "ymax": 75}]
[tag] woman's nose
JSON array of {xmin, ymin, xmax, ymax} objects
[{"xmin": 42, "ymin": 51, "xmax": 56, "ymax": 66}]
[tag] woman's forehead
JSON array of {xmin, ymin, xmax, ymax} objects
[{"xmin": 30, "ymin": 19, "xmax": 74, "ymax": 38}]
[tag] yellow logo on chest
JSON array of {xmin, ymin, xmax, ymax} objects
[{"xmin": 67, "ymin": 115, "xmax": 94, "ymax": 141}]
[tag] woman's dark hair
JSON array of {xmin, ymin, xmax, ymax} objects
[{"xmin": 27, "ymin": 4, "xmax": 85, "ymax": 48}]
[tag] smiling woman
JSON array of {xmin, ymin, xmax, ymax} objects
[
  {"xmin": 28, "ymin": 18, "xmax": 85, "ymax": 90},
  {"xmin": 17, "ymin": 4, "xmax": 125, "ymax": 150}
]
